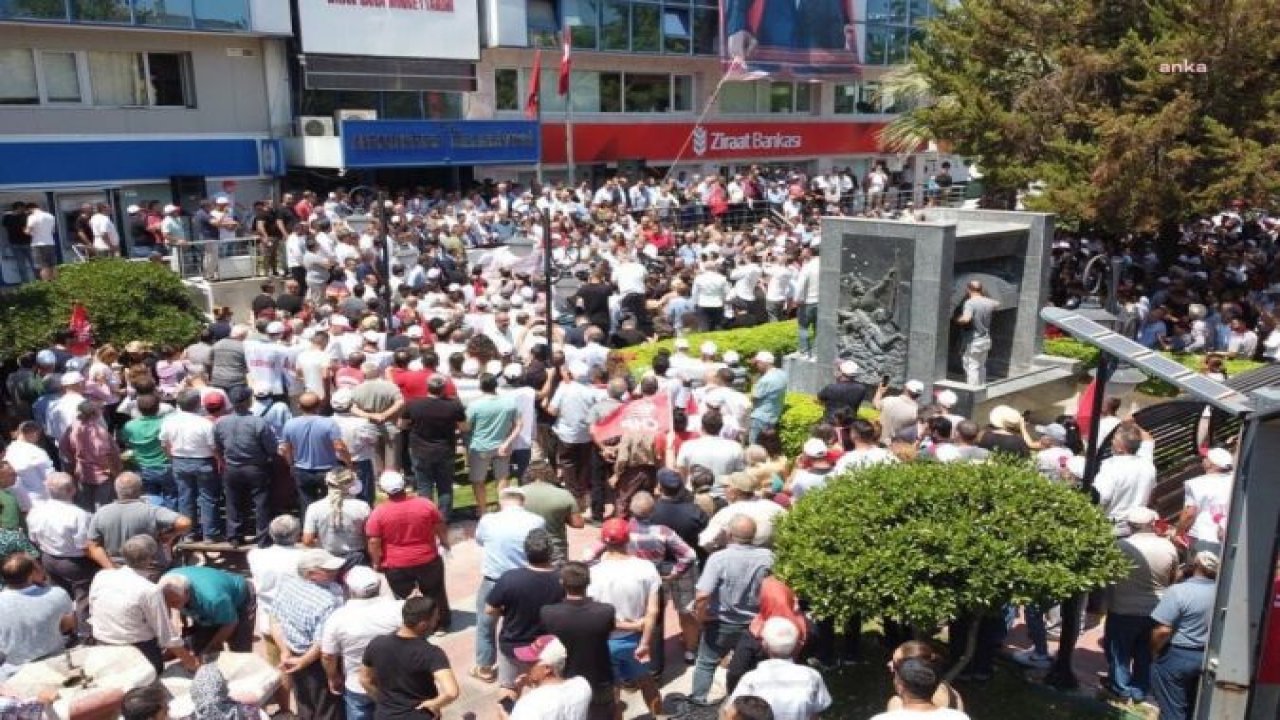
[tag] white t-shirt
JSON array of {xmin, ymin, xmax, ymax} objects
[
  {"xmin": 510, "ymin": 676, "xmax": 592, "ymax": 720},
  {"xmin": 1094, "ymin": 441, "xmax": 1156, "ymax": 523},
  {"xmin": 730, "ymin": 263, "xmax": 762, "ymax": 302},
  {"xmin": 833, "ymin": 447, "xmax": 897, "ymax": 474},
  {"xmin": 89, "ymin": 213, "xmax": 119, "ymax": 250},
  {"xmin": 244, "ymin": 340, "xmax": 286, "ymax": 396},
  {"xmin": 764, "ymin": 264, "xmax": 795, "ymax": 303},
  {"xmin": 613, "ymin": 261, "xmax": 647, "ymax": 296},
  {"xmin": 210, "ymin": 209, "xmax": 237, "ymax": 242},
  {"xmin": 1183, "ymin": 472, "xmax": 1232, "ymax": 542},
  {"xmin": 286, "ymin": 233, "xmax": 307, "ymax": 268},
  {"xmin": 500, "ymin": 385, "xmax": 537, "ymax": 450},
  {"xmin": 319, "ymin": 597, "xmax": 404, "ymax": 693},
  {"xmin": 872, "ymin": 710, "xmax": 970, "ymax": 720},
  {"xmin": 586, "ymin": 556, "xmax": 660, "ymax": 638},
  {"xmin": 295, "ymin": 348, "xmax": 331, "ymax": 398},
  {"xmin": 26, "ymin": 209, "xmax": 56, "ymax": 247},
  {"xmin": 692, "ymin": 271, "xmax": 729, "ymax": 308}
]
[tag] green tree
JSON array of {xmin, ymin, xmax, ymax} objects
[
  {"xmin": 773, "ymin": 459, "xmax": 1127, "ymax": 675},
  {"xmin": 900, "ymin": 0, "xmax": 1280, "ymax": 237},
  {"xmin": 0, "ymin": 259, "xmax": 206, "ymax": 361}
]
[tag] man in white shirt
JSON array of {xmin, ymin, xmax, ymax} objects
[
  {"xmin": 1177, "ymin": 447, "xmax": 1234, "ymax": 555},
  {"xmin": 295, "ymin": 331, "xmax": 333, "ymax": 401},
  {"xmin": 245, "ymin": 323, "xmax": 288, "ymax": 399},
  {"xmin": 500, "ymin": 365, "xmax": 538, "ymax": 484},
  {"xmin": 699, "ymin": 474, "xmax": 785, "ymax": 550},
  {"xmin": 676, "ymin": 413, "xmax": 746, "ymax": 484},
  {"xmin": 727, "ymin": 617, "xmax": 831, "ymax": 720},
  {"xmin": 3, "ymin": 421, "xmax": 53, "ymax": 511},
  {"xmin": 1093, "ymin": 423, "xmax": 1157, "ymax": 535},
  {"xmin": 729, "ymin": 251, "xmax": 763, "ymax": 306},
  {"xmin": 508, "ymin": 635, "xmax": 593, "ymax": 720},
  {"xmin": 160, "ymin": 390, "xmax": 222, "ymax": 542},
  {"xmin": 763, "ymin": 255, "xmax": 796, "ymax": 322},
  {"xmin": 588, "ymin": 518, "xmax": 663, "ymax": 717},
  {"xmin": 89, "ymin": 535, "xmax": 198, "ymax": 673},
  {"xmin": 321, "ymin": 566, "xmax": 404, "ymax": 719},
  {"xmin": 691, "ymin": 262, "xmax": 730, "ymax": 331},
  {"xmin": 210, "ymin": 196, "xmax": 239, "ymax": 243},
  {"xmin": 612, "ymin": 252, "xmax": 648, "ymax": 329},
  {"xmin": 89, "ymin": 203, "xmax": 120, "ymax": 256},
  {"xmin": 792, "ymin": 247, "xmax": 821, "ymax": 356},
  {"xmin": 25, "ymin": 473, "xmax": 94, "ymax": 637},
  {"xmin": 25, "ymin": 202, "xmax": 57, "ymax": 272}
]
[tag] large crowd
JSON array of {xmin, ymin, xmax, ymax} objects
[{"xmin": 0, "ymin": 170, "xmax": 1242, "ymax": 720}]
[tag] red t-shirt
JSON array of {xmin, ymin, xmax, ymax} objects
[
  {"xmin": 366, "ymin": 496, "xmax": 443, "ymax": 568},
  {"xmin": 390, "ymin": 368, "xmax": 431, "ymax": 401},
  {"xmin": 334, "ymin": 367, "xmax": 363, "ymax": 391}
]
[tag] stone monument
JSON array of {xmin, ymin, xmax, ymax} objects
[{"xmin": 789, "ymin": 208, "xmax": 1077, "ymax": 418}]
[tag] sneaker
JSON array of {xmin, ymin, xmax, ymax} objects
[{"xmin": 1012, "ymin": 649, "xmax": 1053, "ymax": 669}]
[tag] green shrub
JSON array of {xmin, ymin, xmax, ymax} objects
[
  {"xmin": 779, "ymin": 392, "xmax": 879, "ymax": 457},
  {"xmin": 774, "ymin": 459, "xmax": 1127, "ymax": 632},
  {"xmin": 0, "ymin": 259, "xmax": 205, "ymax": 362},
  {"xmin": 1043, "ymin": 336, "xmax": 1101, "ymax": 369},
  {"xmin": 623, "ymin": 320, "xmax": 799, "ymax": 375}
]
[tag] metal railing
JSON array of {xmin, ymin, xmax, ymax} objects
[{"xmin": 168, "ymin": 237, "xmax": 261, "ymax": 282}]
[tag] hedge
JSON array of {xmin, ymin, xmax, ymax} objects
[
  {"xmin": 1043, "ymin": 335, "xmax": 1265, "ymax": 397},
  {"xmin": 0, "ymin": 259, "xmax": 205, "ymax": 362},
  {"xmin": 621, "ymin": 320, "xmax": 801, "ymax": 374}
]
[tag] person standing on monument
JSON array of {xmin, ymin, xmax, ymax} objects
[{"xmin": 955, "ymin": 281, "xmax": 999, "ymax": 386}]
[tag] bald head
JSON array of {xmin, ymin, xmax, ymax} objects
[
  {"xmin": 967, "ymin": 280, "xmax": 984, "ymax": 295},
  {"xmin": 114, "ymin": 471, "xmax": 143, "ymax": 500},
  {"xmin": 727, "ymin": 515, "xmax": 757, "ymax": 545},
  {"xmin": 45, "ymin": 472, "xmax": 77, "ymax": 501}
]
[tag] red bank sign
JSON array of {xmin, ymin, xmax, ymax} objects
[{"xmin": 540, "ymin": 121, "xmax": 887, "ymax": 163}]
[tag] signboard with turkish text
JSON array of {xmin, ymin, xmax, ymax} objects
[
  {"xmin": 591, "ymin": 394, "xmax": 675, "ymax": 445},
  {"xmin": 297, "ymin": 0, "xmax": 480, "ymax": 61},
  {"xmin": 540, "ymin": 121, "xmax": 886, "ymax": 164},
  {"xmin": 720, "ymin": 0, "xmax": 861, "ymax": 78},
  {"xmin": 341, "ymin": 120, "xmax": 540, "ymax": 168}
]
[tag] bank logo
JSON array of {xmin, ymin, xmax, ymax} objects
[{"xmin": 691, "ymin": 126, "xmax": 708, "ymax": 157}]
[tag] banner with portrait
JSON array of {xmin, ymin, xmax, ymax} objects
[{"xmin": 720, "ymin": 0, "xmax": 862, "ymax": 77}]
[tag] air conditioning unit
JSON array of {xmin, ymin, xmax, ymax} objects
[
  {"xmin": 335, "ymin": 109, "xmax": 378, "ymax": 124},
  {"xmin": 297, "ymin": 116, "xmax": 335, "ymax": 137}
]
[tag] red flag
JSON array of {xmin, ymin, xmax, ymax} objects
[
  {"xmin": 525, "ymin": 49, "xmax": 542, "ymax": 119},
  {"xmin": 1075, "ymin": 378, "xmax": 1097, "ymax": 441},
  {"xmin": 558, "ymin": 28, "xmax": 572, "ymax": 96},
  {"xmin": 68, "ymin": 302, "xmax": 93, "ymax": 357},
  {"xmin": 591, "ymin": 394, "xmax": 673, "ymax": 444}
]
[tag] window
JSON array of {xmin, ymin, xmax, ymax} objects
[
  {"xmin": 624, "ymin": 73, "xmax": 670, "ymax": 112},
  {"xmin": 599, "ymin": 72, "xmax": 623, "ymax": 112},
  {"xmin": 89, "ymin": 51, "xmax": 194, "ymax": 107},
  {"xmin": 692, "ymin": 6, "xmax": 717, "ymax": 54},
  {"xmin": 39, "ymin": 51, "xmax": 83, "ymax": 103},
  {"xmin": 527, "ymin": 0, "xmax": 560, "ymax": 47},
  {"xmin": 383, "ymin": 92, "xmax": 423, "ymax": 119},
  {"xmin": 134, "ymin": 0, "xmax": 193, "ymax": 27},
  {"xmin": 539, "ymin": 0, "xmax": 719, "ymax": 55},
  {"xmin": 857, "ymin": 0, "xmax": 936, "ymax": 65},
  {"xmin": 720, "ymin": 81, "xmax": 811, "ymax": 114},
  {"xmin": 514, "ymin": 69, "xmax": 690, "ymax": 113},
  {"xmin": 495, "ymin": 69, "xmax": 520, "ymax": 112},
  {"xmin": 663, "ymin": 7, "xmax": 690, "ymax": 53},
  {"xmin": 0, "ymin": 50, "xmax": 39, "ymax": 105},
  {"xmin": 631, "ymin": 3, "xmax": 660, "ymax": 52},
  {"xmin": 566, "ymin": 0, "xmax": 599, "ymax": 49},
  {"xmin": 834, "ymin": 83, "xmax": 857, "ymax": 114},
  {"xmin": 719, "ymin": 82, "xmax": 758, "ymax": 113},
  {"xmin": 1, "ymin": 0, "xmax": 251, "ymax": 30},
  {"xmin": 672, "ymin": 74, "xmax": 692, "ymax": 112},
  {"xmin": 147, "ymin": 52, "xmax": 194, "ymax": 107},
  {"xmin": 768, "ymin": 82, "xmax": 794, "ymax": 113},
  {"xmin": 73, "ymin": 0, "xmax": 131, "ymax": 22},
  {"xmin": 2, "ymin": 0, "xmax": 69, "ymax": 20},
  {"xmin": 192, "ymin": 0, "xmax": 248, "ymax": 30},
  {"xmin": 600, "ymin": 0, "xmax": 629, "ymax": 50}
]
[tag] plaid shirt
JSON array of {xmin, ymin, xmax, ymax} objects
[
  {"xmin": 271, "ymin": 574, "xmax": 342, "ymax": 654},
  {"xmin": 0, "ymin": 696, "xmax": 46, "ymax": 720},
  {"xmin": 584, "ymin": 519, "xmax": 696, "ymax": 577}
]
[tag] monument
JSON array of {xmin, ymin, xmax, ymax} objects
[{"xmin": 789, "ymin": 208, "xmax": 1077, "ymax": 417}]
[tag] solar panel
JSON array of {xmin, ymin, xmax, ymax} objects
[
  {"xmin": 1182, "ymin": 375, "xmax": 1243, "ymax": 401},
  {"xmin": 1137, "ymin": 354, "xmax": 1195, "ymax": 379}
]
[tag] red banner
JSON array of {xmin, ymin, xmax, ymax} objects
[
  {"xmin": 591, "ymin": 394, "xmax": 673, "ymax": 445},
  {"xmin": 68, "ymin": 302, "xmax": 93, "ymax": 357},
  {"xmin": 540, "ymin": 121, "xmax": 888, "ymax": 164},
  {"xmin": 1258, "ymin": 567, "xmax": 1280, "ymax": 684}
]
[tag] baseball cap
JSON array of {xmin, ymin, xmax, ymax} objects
[
  {"xmin": 60, "ymin": 371, "xmax": 84, "ymax": 386},
  {"xmin": 485, "ymin": 359, "xmax": 504, "ymax": 376},
  {"xmin": 1206, "ymin": 447, "xmax": 1234, "ymax": 469},
  {"xmin": 1126, "ymin": 506, "xmax": 1159, "ymax": 526},
  {"xmin": 499, "ymin": 486, "xmax": 525, "ymax": 499},
  {"xmin": 462, "ymin": 358, "xmax": 481, "ymax": 376},
  {"xmin": 723, "ymin": 350, "xmax": 740, "ymax": 364},
  {"xmin": 163, "ymin": 204, "xmax": 179, "ymax": 214},
  {"xmin": 227, "ymin": 385, "xmax": 253, "ymax": 405},
  {"xmin": 203, "ymin": 393, "xmax": 226, "ymax": 411},
  {"xmin": 330, "ymin": 315, "xmax": 351, "ymax": 329},
  {"xmin": 345, "ymin": 565, "xmax": 381, "ymax": 595},
  {"xmin": 754, "ymin": 351, "xmax": 775, "ymax": 364},
  {"xmin": 803, "ymin": 438, "xmax": 828, "ymax": 458},
  {"xmin": 700, "ymin": 341, "xmax": 717, "ymax": 356},
  {"xmin": 838, "ymin": 360, "xmax": 859, "ymax": 376},
  {"xmin": 904, "ymin": 380, "xmax": 924, "ymax": 394},
  {"xmin": 601, "ymin": 517, "xmax": 631, "ymax": 545},
  {"xmin": 405, "ymin": 325, "xmax": 424, "ymax": 339},
  {"xmin": 35, "ymin": 350, "xmax": 57, "ymax": 367},
  {"xmin": 656, "ymin": 468, "xmax": 683, "ymax": 490},
  {"xmin": 674, "ymin": 338, "xmax": 690, "ymax": 350},
  {"xmin": 298, "ymin": 549, "xmax": 345, "ymax": 573},
  {"xmin": 935, "ymin": 389, "xmax": 958, "ymax": 408},
  {"xmin": 378, "ymin": 471, "xmax": 406, "ymax": 494},
  {"xmin": 214, "ymin": 196, "xmax": 230, "ymax": 204},
  {"xmin": 330, "ymin": 388, "xmax": 354, "ymax": 411},
  {"xmin": 514, "ymin": 635, "xmax": 566, "ymax": 664},
  {"xmin": 1194, "ymin": 551, "xmax": 1221, "ymax": 574},
  {"xmin": 503, "ymin": 363, "xmax": 524, "ymax": 381},
  {"xmin": 427, "ymin": 267, "xmax": 442, "ymax": 279},
  {"xmin": 1035, "ymin": 423, "xmax": 1068, "ymax": 444},
  {"xmin": 266, "ymin": 321, "xmax": 285, "ymax": 335},
  {"xmin": 362, "ymin": 330, "xmax": 380, "ymax": 344},
  {"xmin": 126, "ymin": 204, "xmax": 141, "ymax": 214}
]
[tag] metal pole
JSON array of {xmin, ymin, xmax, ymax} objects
[
  {"xmin": 376, "ymin": 190, "xmax": 392, "ymax": 329},
  {"xmin": 541, "ymin": 198, "xmax": 555, "ymax": 346},
  {"xmin": 565, "ymin": 80, "xmax": 575, "ymax": 186}
]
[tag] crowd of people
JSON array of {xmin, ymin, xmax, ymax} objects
[{"xmin": 0, "ymin": 170, "xmax": 1238, "ymax": 720}]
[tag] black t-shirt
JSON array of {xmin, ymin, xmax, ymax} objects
[
  {"xmin": 575, "ymin": 283, "xmax": 612, "ymax": 327},
  {"xmin": 406, "ymin": 397, "xmax": 466, "ymax": 458},
  {"xmin": 74, "ymin": 214, "xmax": 93, "ymax": 245},
  {"xmin": 978, "ymin": 430, "xmax": 1030, "ymax": 458},
  {"xmin": 277, "ymin": 205, "xmax": 300, "ymax": 233},
  {"xmin": 488, "ymin": 568, "xmax": 565, "ymax": 656},
  {"xmin": 129, "ymin": 216, "xmax": 152, "ymax": 246},
  {"xmin": 540, "ymin": 599, "xmax": 616, "ymax": 691},
  {"xmin": 524, "ymin": 361, "xmax": 552, "ymax": 424},
  {"xmin": 362, "ymin": 634, "xmax": 450, "ymax": 720},
  {"xmin": 255, "ymin": 208, "xmax": 284, "ymax": 239},
  {"xmin": 276, "ymin": 292, "xmax": 303, "ymax": 317},
  {"xmin": 649, "ymin": 497, "xmax": 707, "ymax": 551},
  {"xmin": 817, "ymin": 380, "xmax": 868, "ymax": 422},
  {"xmin": 2, "ymin": 211, "xmax": 28, "ymax": 246}
]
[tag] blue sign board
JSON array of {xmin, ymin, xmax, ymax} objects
[
  {"xmin": 340, "ymin": 120, "xmax": 541, "ymax": 168},
  {"xmin": 0, "ymin": 138, "xmax": 268, "ymax": 186}
]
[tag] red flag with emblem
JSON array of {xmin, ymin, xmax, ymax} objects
[
  {"xmin": 68, "ymin": 302, "xmax": 93, "ymax": 357},
  {"xmin": 525, "ymin": 49, "xmax": 542, "ymax": 119}
]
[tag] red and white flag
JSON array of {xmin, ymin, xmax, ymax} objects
[
  {"xmin": 525, "ymin": 49, "xmax": 542, "ymax": 119},
  {"xmin": 591, "ymin": 394, "xmax": 673, "ymax": 444},
  {"xmin": 68, "ymin": 302, "xmax": 93, "ymax": 357},
  {"xmin": 558, "ymin": 28, "xmax": 572, "ymax": 96}
]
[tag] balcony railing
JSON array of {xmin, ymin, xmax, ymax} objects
[{"xmin": 1, "ymin": 0, "xmax": 250, "ymax": 32}]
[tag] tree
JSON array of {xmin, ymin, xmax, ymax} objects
[
  {"xmin": 773, "ymin": 459, "xmax": 1127, "ymax": 675},
  {"xmin": 899, "ymin": 0, "xmax": 1280, "ymax": 237},
  {"xmin": 0, "ymin": 259, "xmax": 206, "ymax": 362}
]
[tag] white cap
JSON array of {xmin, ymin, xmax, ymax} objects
[
  {"xmin": 700, "ymin": 341, "xmax": 717, "ymax": 356},
  {"xmin": 802, "ymin": 438, "xmax": 828, "ymax": 458},
  {"xmin": 462, "ymin": 358, "xmax": 481, "ymax": 376},
  {"xmin": 503, "ymin": 363, "xmax": 524, "ymax": 380},
  {"xmin": 266, "ymin": 321, "xmax": 285, "ymax": 335},
  {"xmin": 330, "ymin": 388, "xmax": 354, "ymax": 411},
  {"xmin": 330, "ymin": 315, "xmax": 351, "ymax": 328},
  {"xmin": 298, "ymin": 549, "xmax": 346, "ymax": 572},
  {"xmin": 378, "ymin": 471, "xmax": 406, "ymax": 494},
  {"xmin": 362, "ymin": 330, "xmax": 380, "ymax": 343},
  {"xmin": 1126, "ymin": 506, "xmax": 1159, "ymax": 526},
  {"xmin": 345, "ymin": 565, "xmax": 380, "ymax": 595},
  {"xmin": 427, "ymin": 267, "xmax": 442, "ymax": 279},
  {"xmin": 126, "ymin": 204, "xmax": 141, "ymax": 214},
  {"xmin": 723, "ymin": 350, "xmax": 740, "ymax": 364},
  {"xmin": 447, "ymin": 283, "xmax": 462, "ymax": 292},
  {"xmin": 164, "ymin": 204, "xmax": 180, "ymax": 214},
  {"xmin": 838, "ymin": 360, "xmax": 859, "ymax": 376},
  {"xmin": 1206, "ymin": 447, "xmax": 1234, "ymax": 470},
  {"xmin": 904, "ymin": 379, "xmax": 924, "ymax": 394},
  {"xmin": 935, "ymin": 389, "xmax": 958, "ymax": 408},
  {"xmin": 60, "ymin": 371, "xmax": 84, "ymax": 386},
  {"xmin": 674, "ymin": 338, "xmax": 690, "ymax": 350},
  {"xmin": 485, "ymin": 359, "xmax": 504, "ymax": 376},
  {"xmin": 754, "ymin": 351, "xmax": 775, "ymax": 364},
  {"xmin": 214, "ymin": 195, "xmax": 230, "ymax": 204},
  {"xmin": 568, "ymin": 361, "xmax": 590, "ymax": 379},
  {"xmin": 500, "ymin": 486, "xmax": 526, "ymax": 498}
]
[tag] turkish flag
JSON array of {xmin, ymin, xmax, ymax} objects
[
  {"xmin": 591, "ymin": 394, "xmax": 673, "ymax": 444},
  {"xmin": 525, "ymin": 49, "xmax": 542, "ymax": 119},
  {"xmin": 558, "ymin": 30, "xmax": 572, "ymax": 96},
  {"xmin": 68, "ymin": 302, "xmax": 93, "ymax": 357},
  {"xmin": 1076, "ymin": 378, "xmax": 1097, "ymax": 440}
]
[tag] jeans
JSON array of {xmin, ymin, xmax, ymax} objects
[
  {"xmin": 509, "ymin": 447, "xmax": 532, "ymax": 484},
  {"xmin": 172, "ymin": 457, "xmax": 221, "ymax": 540},
  {"xmin": 1105, "ymin": 614, "xmax": 1155, "ymax": 701},
  {"xmin": 962, "ymin": 336, "xmax": 992, "ymax": 386},
  {"xmin": 475, "ymin": 576, "xmax": 498, "ymax": 668},
  {"xmin": 1025, "ymin": 603, "xmax": 1050, "ymax": 657},
  {"xmin": 10, "ymin": 245, "xmax": 36, "ymax": 284},
  {"xmin": 698, "ymin": 306, "xmax": 724, "ymax": 332},
  {"xmin": 411, "ymin": 454, "xmax": 454, "ymax": 519},
  {"xmin": 797, "ymin": 303, "xmax": 817, "ymax": 354},
  {"xmin": 748, "ymin": 418, "xmax": 775, "ymax": 445},
  {"xmin": 223, "ymin": 463, "xmax": 272, "ymax": 546},
  {"xmin": 139, "ymin": 465, "xmax": 177, "ymax": 510},
  {"xmin": 690, "ymin": 620, "xmax": 749, "ymax": 702},
  {"xmin": 1151, "ymin": 645, "xmax": 1203, "ymax": 720},
  {"xmin": 293, "ymin": 467, "xmax": 331, "ymax": 514},
  {"xmin": 344, "ymin": 690, "xmax": 375, "ymax": 720},
  {"xmin": 129, "ymin": 245, "xmax": 155, "ymax": 259},
  {"xmin": 353, "ymin": 458, "xmax": 375, "ymax": 505}
]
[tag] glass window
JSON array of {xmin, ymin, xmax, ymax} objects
[
  {"xmin": 888, "ymin": 26, "xmax": 912, "ymax": 63},
  {"xmin": 299, "ymin": 89, "xmax": 340, "ymax": 117},
  {"xmin": 631, "ymin": 3, "xmax": 660, "ymax": 52},
  {"xmin": 663, "ymin": 7, "xmax": 690, "ymax": 53},
  {"xmin": 423, "ymin": 92, "xmax": 463, "ymax": 119},
  {"xmin": 134, "ymin": 0, "xmax": 194, "ymax": 27},
  {"xmin": 692, "ymin": 6, "xmax": 717, "ymax": 54},
  {"xmin": 795, "ymin": 82, "xmax": 811, "ymax": 112},
  {"xmin": 769, "ymin": 82, "xmax": 793, "ymax": 113},
  {"xmin": 909, "ymin": 0, "xmax": 933, "ymax": 22},
  {"xmin": 383, "ymin": 91, "xmax": 424, "ymax": 119},
  {"xmin": 599, "ymin": 72, "xmax": 622, "ymax": 112},
  {"xmin": 40, "ymin": 51, "xmax": 82, "ymax": 103},
  {"xmin": 600, "ymin": 0, "xmax": 630, "ymax": 50},
  {"xmin": 2, "ymin": 0, "xmax": 69, "ymax": 20},
  {"xmin": 495, "ymin": 69, "xmax": 519, "ymax": 112},
  {"xmin": 719, "ymin": 81, "xmax": 756, "ymax": 113},
  {"xmin": 89, "ymin": 51, "xmax": 146, "ymax": 106},
  {"xmin": 624, "ymin": 73, "xmax": 668, "ymax": 112},
  {"xmin": 570, "ymin": 70, "xmax": 601, "ymax": 112},
  {"xmin": 865, "ymin": 0, "xmax": 906, "ymax": 23},
  {"xmin": 834, "ymin": 83, "xmax": 857, "ymax": 114},
  {"xmin": 0, "ymin": 50, "xmax": 38, "ymax": 105},
  {"xmin": 566, "ymin": 0, "xmax": 599, "ymax": 49},
  {"xmin": 859, "ymin": 81, "xmax": 881, "ymax": 113},
  {"xmin": 146, "ymin": 52, "xmax": 193, "ymax": 107},
  {"xmin": 73, "ymin": 0, "xmax": 131, "ymax": 22},
  {"xmin": 672, "ymin": 74, "xmax": 692, "ymax": 112},
  {"xmin": 528, "ymin": 0, "xmax": 558, "ymax": 33},
  {"xmin": 864, "ymin": 24, "xmax": 890, "ymax": 64},
  {"xmin": 193, "ymin": 0, "xmax": 247, "ymax": 29}
]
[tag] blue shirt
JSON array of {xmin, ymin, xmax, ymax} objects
[
  {"xmin": 281, "ymin": 415, "xmax": 343, "ymax": 470},
  {"xmin": 0, "ymin": 585, "xmax": 72, "ymax": 666},
  {"xmin": 466, "ymin": 393, "xmax": 518, "ymax": 452},
  {"xmin": 751, "ymin": 368, "xmax": 788, "ymax": 423},
  {"xmin": 1137, "ymin": 321, "xmax": 1167, "ymax": 349},
  {"xmin": 165, "ymin": 566, "xmax": 248, "ymax": 627},
  {"xmin": 1151, "ymin": 576, "xmax": 1216, "ymax": 650},
  {"xmin": 475, "ymin": 507, "xmax": 545, "ymax": 579},
  {"xmin": 271, "ymin": 574, "xmax": 342, "ymax": 654}
]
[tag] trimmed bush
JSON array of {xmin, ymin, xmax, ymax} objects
[
  {"xmin": 774, "ymin": 459, "xmax": 1128, "ymax": 633},
  {"xmin": 0, "ymin": 259, "xmax": 205, "ymax": 362},
  {"xmin": 623, "ymin": 320, "xmax": 799, "ymax": 375},
  {"xmin": 780, "ymin": 392, "xmax": 879, "ymax": 457}
]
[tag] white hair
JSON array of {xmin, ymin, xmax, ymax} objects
[
  {"xmin": 230, "ymin": 324, "xmax": 251, "ymax": 340},
  {"xmin": 45, "ymin": 472, "xmax": 77, "ymax": 501},
  {"xmin": 760, "ymin": 617, "xmax": 801, "ymax": 658},
  {"xmin": 157, "ymin": 574, "xmax": 191, "ymax": 597}
]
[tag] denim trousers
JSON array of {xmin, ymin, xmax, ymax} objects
[
  {"xmin": 411, "ymin": 454, "xmax": 454, "ymax": 519},
  {"xmin": 1151, "ymin": 645, "xmax": 1204, "ymax": 720},
  {"xmin": 474, "ymin": 576, "xmax": 498, "ymax": 667},
  {"xmin": 223, "ymin": 463, "xmax": 272, "ymax": 546},
  {"xmin": 344, "ymin": 690, "xmax": 375, "ymax": 720},
  {"xmin": 797, "ymin": 303, "xmax": 817, "ymax": 353},
  {"xmin": 1104, "ymin": 613, "xmax": 1155, "ymax": 701},
  {"xmin": 690, "ymin": 620, "xmax": 749, "ymax": 702},
  {"xmin": 139, "ymin": 465, "xmax": 178, "ymax": 510},
  {"xmin": 353, "ymin": 458, "xmax": 375, "ymax": 505},
  {"xmin": 172, "ymin": 457, "xmax": 222, "ymax": 540}
]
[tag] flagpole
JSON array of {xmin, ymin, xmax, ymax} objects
[
  {"xmin": 536, "ymin": 102, "xmax": 545, "ymax": 186},
  {"xmin": 565, "ymin": 76, "xmax": 575, "ymax": 186}
]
